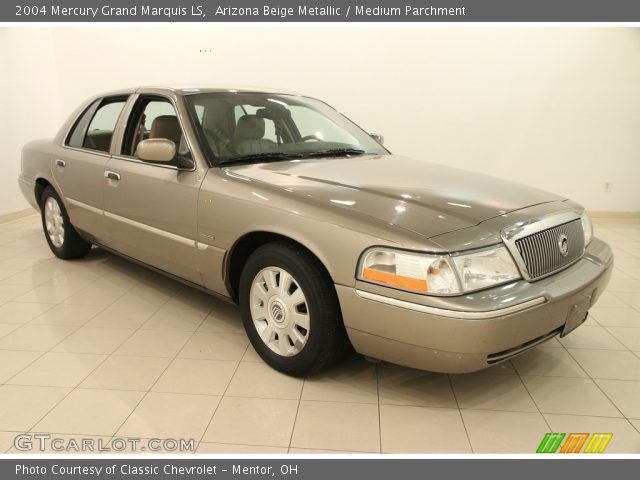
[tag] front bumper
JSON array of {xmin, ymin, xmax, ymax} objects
[{"xmin": 337, "ymin": 238, "xmax": 613, "ymax": 373}]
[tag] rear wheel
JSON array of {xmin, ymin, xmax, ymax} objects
[
  {"xmin": 239, "ymin": 242, "xmax": 348, "ymax": 376},
  {"xmin": 40, "ymin": 186, "xmax": 92, "ymax": 259}
]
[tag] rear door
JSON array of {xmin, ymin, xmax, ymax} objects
[
  {"xmin": 102, "ymin": 93, "xmax": 204, "ymax": 284},
  {"xmin": 53, "ymin": 96, "xmax": 127, "ymax": 243}
]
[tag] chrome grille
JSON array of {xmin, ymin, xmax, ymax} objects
[{"xmin": 514, "ymin": 219, "xmax": 584, "ymax": 280}]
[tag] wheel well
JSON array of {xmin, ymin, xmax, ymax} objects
[
  {"xmin": 226, "ymin": 232, "xmax": 332, "ymax": 302},
  {"xmin": 34, "ymin": 178, "xmax": 52, "ymax": 207}
]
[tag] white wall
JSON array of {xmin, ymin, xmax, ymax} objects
[
  {"xmin": 2, "ymin": 28, "xmax": 64, "ymax": 215},
  {"xmin": 1, "ymin": 27, "xmax": 639, "ymax": 216}
]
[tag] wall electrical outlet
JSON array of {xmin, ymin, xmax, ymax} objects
[{"xmin": 602, "ymin": 181, "xmax": 612, "ymax": 193}]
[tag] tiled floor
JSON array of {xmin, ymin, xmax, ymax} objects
[{"xmin": 0, "ymin": 214, "xmax": 639, "ymax": 454}]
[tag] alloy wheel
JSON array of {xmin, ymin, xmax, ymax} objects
[
  {"xmin": 249, "ymin": 266, "xmax": 310, "ymax": 356},
  {"xmin": 44, "ymin": 196, "xmax": 65, "ymax": 248}
]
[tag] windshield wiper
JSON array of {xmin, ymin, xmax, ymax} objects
[
  {"xmin": 219, "ymin": 152, "xmax": 304, "ymax": 165},
  {"xmin": 219, "ymin": 148, "xmax": 368, "ymax": 166},
  {"xmin": 299, "ymin": 148, "xmax": 367, "ymax": 158}
]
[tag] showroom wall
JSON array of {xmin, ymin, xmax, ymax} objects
[{"xmin": 1, "ymin": 27, "xmax": 639, "ymax": 217}]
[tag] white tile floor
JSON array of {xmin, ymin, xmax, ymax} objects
[{"xmin": 0, "ymin": 214, "xmax": 639, "ymax": 453}]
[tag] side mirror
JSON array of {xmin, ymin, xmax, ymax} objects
[
  {"xmin": 136, "ymin": 139, "xmax": 176, "ymax": 163},
  {"xmin": 370, "ymin": 133, "xmax": 384, "ymax": 145}
]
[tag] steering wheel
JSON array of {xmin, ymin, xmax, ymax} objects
[{"xmin": 300, "ymin": 135, "xmax": 321, "ymax": 142}]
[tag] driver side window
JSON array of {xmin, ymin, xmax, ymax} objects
[{"xmin": 122, "ymin": 97, "xmax": 190, "ymax": 160}]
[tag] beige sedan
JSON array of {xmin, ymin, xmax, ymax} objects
[{"xmin": 19, "ymin": 86, "xmax": 613, "ymax": 375}]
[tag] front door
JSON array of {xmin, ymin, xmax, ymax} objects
[{"xmin": 102, "ymin": 95, "xmax": 204, "ymax": 284}]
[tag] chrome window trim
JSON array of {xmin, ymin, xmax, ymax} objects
[
  {"xmin": 501, "ymin": 211, "xmax": 583, "ymax": 281},
  {"xmin": 60, "ymin": 93, "xmax": 199, "ymax": 173},
  {"xmin": 355, "ymin": 289, "xmax": 546, "ymax": 319},
  {"xmin": 108, "ymin": 154, "xmax": 189, "ymax": 172},
  {"xmin": 61, "ymin": 145, "xmax": 111, "ymax": 159}
]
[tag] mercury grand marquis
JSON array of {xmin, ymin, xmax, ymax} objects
[{"xmin": 18, "ymin": 86, "xmax": 613, "ymax": 375}]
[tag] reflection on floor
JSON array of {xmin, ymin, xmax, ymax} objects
[{"xmin": 0, "ymin": 214, "xmax": 639, "ymax": 453}]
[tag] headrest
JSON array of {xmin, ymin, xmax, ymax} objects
[
  {"xmin": 150, "ymin": 115, "xmax": 181, "ymax": 144},
  {"xmin": 234, "ymin": 115, "xmax": 265, "ymax": 140}
]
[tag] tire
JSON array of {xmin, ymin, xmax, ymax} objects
[
  {"xmin": 40, "ymin": 186, "xmax": 92, "ymax": 259},
  {"xmin": 238, "ymin": 242, "xmax": 348, "ymax": 376}
]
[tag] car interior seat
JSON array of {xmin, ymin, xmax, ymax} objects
[
  {"xmin": 231, "ymin": 115, "xmax": 276, "ymax": 155},
  {"xmin": 149, "ymin": 115, "xmax": 182, "ymax": 144}
]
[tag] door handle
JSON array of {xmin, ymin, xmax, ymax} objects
[
  {"xmin": 55, "ymin": 159, "xmax": 66, "ymax": 168},
  {"xmin": 104, "ymin": 170, "xmax": 121, "ymax": 181}
]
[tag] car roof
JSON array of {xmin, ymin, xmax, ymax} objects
[{"xmin": 99, "ymin": 85, "xmax": 306, "ymax": 97}]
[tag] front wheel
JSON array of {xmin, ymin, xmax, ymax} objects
[
  {"xmin": 238, "ymin": 242, "xmax": 348, "ymax": 376},
  {"xmin": 40, "ymin": 186, "xmax": 92, "ymax": 259}
]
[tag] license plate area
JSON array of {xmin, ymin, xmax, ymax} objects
[{"xmin": 561, "ymin": 295, "xmax": 592, "ymax": 337}]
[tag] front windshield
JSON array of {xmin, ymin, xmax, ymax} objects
[{"xmin": 184, "ymin": 92, "xmax": 387, "ymax": 165}]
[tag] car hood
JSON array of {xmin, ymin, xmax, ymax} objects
[{"xmin": 225, "ymin": 154, "xmax": 564, "ymax": 239}]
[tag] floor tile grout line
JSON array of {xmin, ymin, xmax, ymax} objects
[
  {"xmin": 17, "ymin": 265, "xmax": 173, "ymax": 438},
  {"xmin": 194, "ymin": 341, "xmax": 248, "ymax": 453},
  {"xmin": 1, "ymin": 254, "xmax": 152, "ymax": 358},
  {"xmin": 16, "ymin": 268, "xmax": 154, "ymax": 435},
  {"xmin": 285, "ymin": 366, "xmax": 305, "ymax": 454},
  {"xmin": 4, "ymin": 219, "xmax": 640, "ymax": 452},
  {"xmin": 458, "ymin": 408, "xmax": 631, "ymax": 420},
  {"xmin": 0, "ymin": 324, "xmax": 25, "ymax": 342},
  {"xmin": 0, "ymin": 351, "xmax": 49, "ymax": 387},
  {"xmin": 5, "ymin": 278, "xmax": 154, "ymax": 387},
  {"xmin": 1, "ymin": 288, "xmax": 129, "ymax": 387},
  {"xmin": 104, "ymin": 284, "xmax": 240, "ymax": 446},
  {"xmin": 12, "ymin": 380, "xmax": 605, "ymax": 412},
  {"xmin": 446, "ymin": 373, "xmax": 474, "ymax": 453},
  {"xmin": 98, "ymin": 282, "xmax": 202, "ymax": 444},
  {"xmin": 1, "ymin": 263, "xmax": 78, "ymax": 290},
  {"xmin": 600, "ymin": 325, "xmax": 640, "ymax": 351},
  {"xmin": 375, "ymin": 362, "xmax": 382, "ymax": 454},
  {"xmin": 2, "ymin": 323, "xmax": 97, "ymax": 386},
  {"xmin": 515, "ymin": 369, "xmax": 553, "ymax": 432},
  {"xmin": 8, "ymin": 265, "xmax": 104, "ymax": 306},
  {"xmin": 559, "ymin": 341, "xmax": 629, "ymax": 420},
  {"xmin": 0, "ymin": 302, "xmax": 59, "ymax": 329}
]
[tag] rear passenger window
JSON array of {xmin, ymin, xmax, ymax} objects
[
  {"xmin": 66, "ymin": 100, "xmax": 100, "ymax": 148},
  {"xmin": 66, "ymin": 97, "xmax": 127, "ymax": 153},
  {"xmin": 83, "ymin": 101, "xmax": 126, "ymax": 152}
]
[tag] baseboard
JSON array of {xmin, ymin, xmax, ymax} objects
[
  {"xmin": 588, "ymin": 211, "xmax": 640, "ymax": 219},
  {"xmin": 0, "ymin": 208, "xmax": 37, "ymax": 224}
]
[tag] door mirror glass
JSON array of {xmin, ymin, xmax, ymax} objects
[
  {"xmin": 136, "ymin": 139, "xmax": 176, "ymax": 163},
  {"xmin": 370, "ymin": 133, "xmax": 384, "ymax": 145}
]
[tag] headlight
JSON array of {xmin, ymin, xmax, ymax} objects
[
  {"xmin": 359, "ymin": 249, "xmax": 460, "ymax": 295},
  {"xmin": 451, "ymin": 247, "xmax": 520, "ymax": 293},
  {"xmin": 358, "ymin": 246, "xmax": 521, "ymax": 295},
  {"xmin": 581, "ymin": 212, "xmax": 593, "ymax": 246}
]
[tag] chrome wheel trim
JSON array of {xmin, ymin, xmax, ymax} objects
[
  {"xmin": 44, "ymin": 196, "xmax": 65, "ymax": 248},
  {"xmin": 249, "ymin": 266, "xmax": 310, "ymax": 357}
]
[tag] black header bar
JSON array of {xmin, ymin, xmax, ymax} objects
[{"xmin": 4, "ymin": 0, "xmax": 640, "ymax": 23}]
